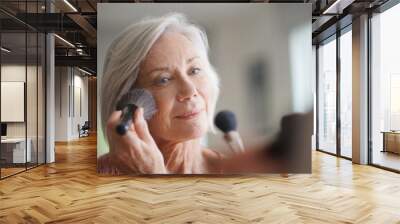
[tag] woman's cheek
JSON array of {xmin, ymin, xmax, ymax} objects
[
  {"xmin": 148, "ymin": 89, "xmax": 175, "ymax": 130},
  {"xmin": 196, "ymin": 78, "xmax": 211, "ymax": 112},
  {"xmin": 148, "ymin": 108, "xmax": 171, "ymax": 140}
]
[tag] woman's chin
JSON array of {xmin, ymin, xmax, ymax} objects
[{"xmin": 174, "ymin": 123, "xmax": 208, "ymax": 140}]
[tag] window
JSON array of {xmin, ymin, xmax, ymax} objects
[
  {"xmin": 371, "ymin": 2, "xmax": 400, "ymax": 171},
  {"xmin": 317, "ymin": 37, "xmax": 337, "ymax": 154},
  {"xmin": 340, "ymin": 29, "xmax": 352, "ymax": 158}
]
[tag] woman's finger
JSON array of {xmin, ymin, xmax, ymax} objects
[
  {"xmin": 119, "ymin": 128, "xmax": 142, "ymax": 151},
  {"xmin": 112, "ymin": 130, "xmax": 143, "ymax": 171},
  {"xmin": 133, "ymin": 107, "xmax": 154, "ymax": 143},
  {"xmin": 106, "ymin": 111, "xmax": 123, "ymax": 149},
  {"xmin": 106, "ymin": 110, "xmax": 123, "ymax": 132},
  {"xmin": 108, "ymin": 110, "xmax": 144, "ymax": 156}
]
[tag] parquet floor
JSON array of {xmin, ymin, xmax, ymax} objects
[
  {"xmin": 1, "ymin": 134, "xmax": 400, "ymax": 223},
  {"xmin": 1, "ymin": 167, "xmax": 26, "ymax": 178}
]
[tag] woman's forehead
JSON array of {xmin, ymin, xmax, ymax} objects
[
  {"xmin": 142, "ymin": 34, "xmax": 205, "ymax": 68},
  {"xmin": 148, "ymin": 33, "xmax": 198, "ymax": 58}
]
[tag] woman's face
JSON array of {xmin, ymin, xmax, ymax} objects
[{"xmin": 136, "ymin": 32, "xmax": 212, "ymax": 144}]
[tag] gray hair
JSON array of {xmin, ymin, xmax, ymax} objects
[{"xmin": 101, "ymin": 13, "xmax": 220, "ymax": 143}]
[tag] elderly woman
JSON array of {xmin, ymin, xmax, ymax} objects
[{"xmin": 98, "ymin": 13, "xmax": 224, "ymax": 174}]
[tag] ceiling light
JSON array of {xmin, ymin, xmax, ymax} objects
[
  {"xmin": 1, "ymin": 47, "xmax": 11, "ymax": 53},
  {"xmin": 54, "ymin": 34, "xmax": 75, "ymax": 48},
  {"xmin": 63, "ymin": 0, "xmax": 78, "ymax": 12},
  {"xmin": 322, "ymin": 0, "xmax": 355, "ymax": 15},
  {"xmin": 77, "ymin": 67, "xmax": 93, "ymax": 76}
]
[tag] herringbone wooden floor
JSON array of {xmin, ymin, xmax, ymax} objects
[{"xmin": 1, "ymin": 134, "xmax": 400, "ymax": 224}]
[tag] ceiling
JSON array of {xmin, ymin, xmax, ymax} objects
[{"xmin": 0, "ymin": 0, "xmax": 393, "ymax": 75}]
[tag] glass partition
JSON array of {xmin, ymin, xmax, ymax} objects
[
  {"xmin": 27, "ymin": 30, "xmax": 38, "ymax": 169},
  {"xmin": 0, "ymin": 1, "xmax": 46, "ymax": 179},
  {"xmin": 38, "ymin": 32, "xmax": 45, "ymax": 165},
  {"xmin": 1, "ymin": 31, "xmax": 28, "ymax": 177},
  {"xmin": 317, "ymin": 36, "xmax": 337, "ymax": 154}
]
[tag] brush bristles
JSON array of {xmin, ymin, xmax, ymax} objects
[
  {"xmin": 116, "ymin": 89, "xmax": 157, "ymax": 120},
  {"xmin": 214, "ymin": 110, "xmax": 237, "ymax": 133}
]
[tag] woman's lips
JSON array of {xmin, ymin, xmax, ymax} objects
[{"xmin": 175, "ymin": 109, "xmax": 203, "ymax": 120}]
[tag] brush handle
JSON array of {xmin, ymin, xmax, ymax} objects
[
  {"xmin": 224, "ymin": 131, "xmax": 245, "ymax": 154},
  {"xmin": 116, "ymin": 104, "xmax": 138, "ymax": 135}
]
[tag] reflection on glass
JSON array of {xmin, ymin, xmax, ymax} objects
[
  {"xmin": 38, "ymin": 33, "xmax": 46, "ymax": 165},
  {"xmin": 340, "ymin": 29, "xmax": 352, "ymax": 158},
  {"xmin": 371, "ymin": 3, "xmax": 400, "ymax": 171},
  {"xmin": 1, "ymin": 31, "xmax": 27, "ymax": 177},
  {"xmin": 27, "ymin": 31, "xmax": 38, "ymax": 169},
  {"xmin": 318, "ymin": 38, "xmax": 337, "ymax": 154},
  {"xmin": 0, "ymin": 1, "xmax": 46, "ymax": 179}
]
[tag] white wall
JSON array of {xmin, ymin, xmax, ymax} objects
[
  {"xmin": 1, "ymin": 63, "xmax": 46, "ymax": 163},
  {"xmin": 55, "ymin": 66, "xmax": 69, "ymax": 141},
  {"xmin": 72, "ymin": 73, "xmax": 89, "ymax": 138},
  {"xmin": 1, "ymin": 65, "xmax": 39, "ymax": 137},
  {"xmin": 54, "ymin": 67, "xmax": 89, "ymax": 141}
]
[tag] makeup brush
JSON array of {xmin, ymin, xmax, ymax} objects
[
  {"xmin": 214, "ymin": 110, "xmax": 245, "ymax": 154},
  {"xmin": 115, "ymin": 89, "xmax": 157, "ymax": 135}
]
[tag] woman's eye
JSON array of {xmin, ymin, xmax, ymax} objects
[
  {"xmin": 155, "ymin": 76, "xmax": 171, "ymax": 86},
  {"xmin": 190, "ymin": 67, "xmax": 201, "ymax": 75}
]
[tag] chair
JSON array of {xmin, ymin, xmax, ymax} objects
[{"xmin": 78, "ymin": 121, "xmax": 90, "ymax": 138}]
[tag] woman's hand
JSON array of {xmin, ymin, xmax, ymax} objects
[{"xmin": 104, "ymin": 107, "xmax": 167, "ymax": 174}]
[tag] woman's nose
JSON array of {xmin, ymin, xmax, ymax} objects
[{"xmin": 176, "ymin": 77, "xmax": 197, "ymax": 102}]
